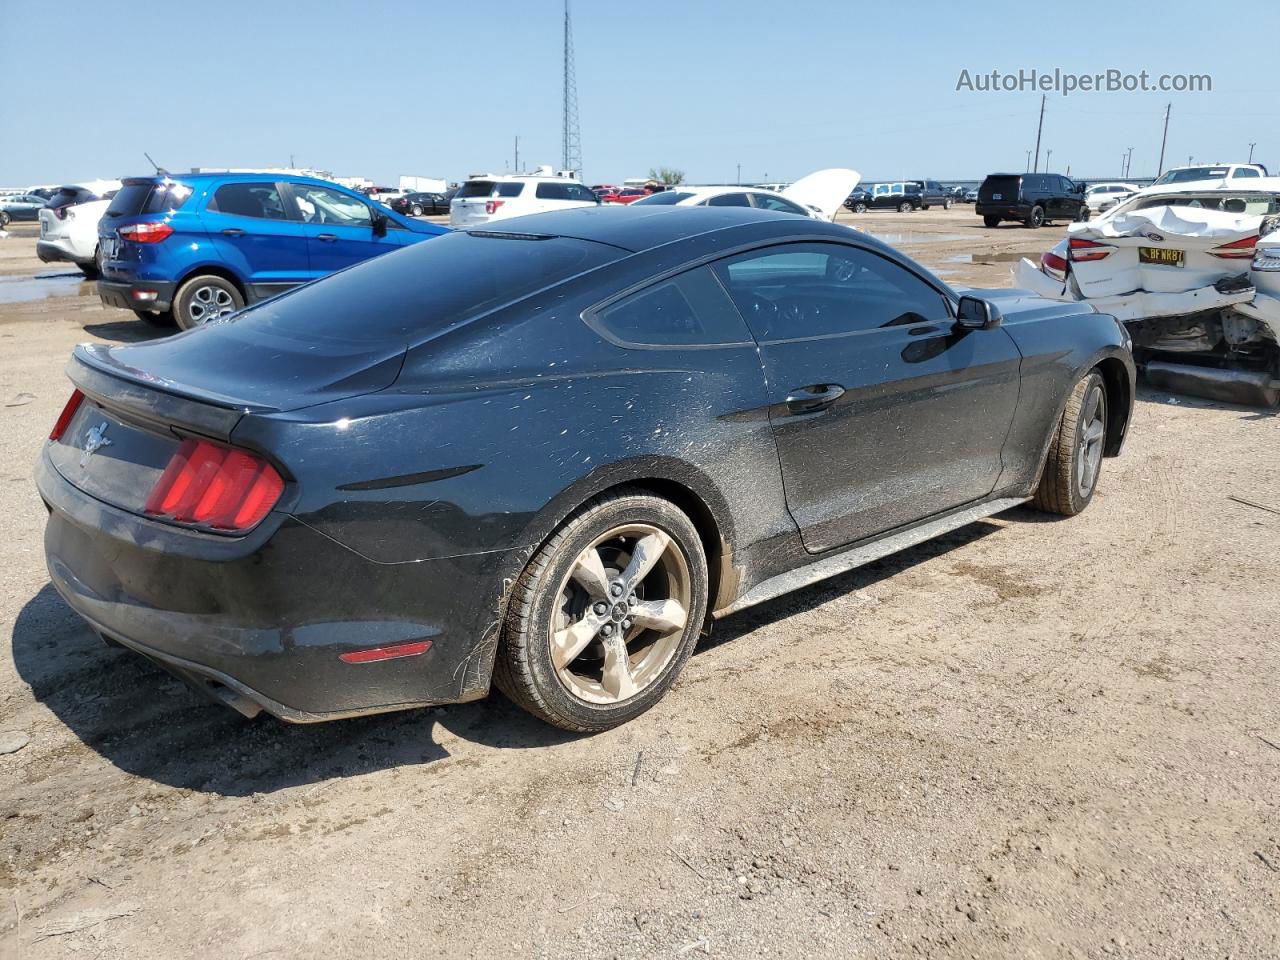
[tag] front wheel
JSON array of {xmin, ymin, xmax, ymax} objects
[
  {"xmin": 943, "ymin": 198, "xmax": 953, "ymax": 209},
  {"xmin": 0, "ymin": 211, "xmax": 10, "ymax": 227},
  {"xmin": 983, "ymin": 215, "xmax": 1001, "ymax": 228},
  {"xmin": 1076, "ymin": 206, "xmax": 1090, "ymax": 222},
  {"xmin": 1032, "ymin": 371, "xmax": 1107, "ymax": 516},
  {"xmin": 494, "ymin": 490, "xmax": 709, "ymax": 732},
  {"xmin": 898, "ymin": 201, "xmax": 914, "ymax": 213},
  {"xmin": 853, "ymin": 202, "xmax": 868, "ymax": 214},
  {"xmin": 173, "ymin": 274, "xmax": 244, "ymax": 331}
]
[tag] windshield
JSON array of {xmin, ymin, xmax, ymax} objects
[
  {"xmin": 1152, "ymin": 167, "xmax": 1230, "ymax": 185},
  {"xmin": 223, "ymin": 231, "xmax": 623, "ymax": 345},
  {"xmin": 632, "ymin": 192, "xmax": 694, "ymax": 206}
]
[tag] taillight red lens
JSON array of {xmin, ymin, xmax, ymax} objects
[
  {"xmin": 1068, "ymin": 237, "xmax": 1115, "ymax": 262},
  {"xmin": 119, "ymin": 222, "xmax": 174, "ymax": 244},
  {"xmin": 1208, "ymin": 234, "xmax": 1259, "ymax": 259},
  {"xmin": 143, "ymin": 437, "xmax": 283, "ymax": 532},
  {"xmin": 484, "ymin": 200, "xmax": 505, "ymax": 215},
  {"xmin": 50, "ymin": 389, "xmax": 85, "ymax": 440},
  {"xmin": 1041, "ymin": 251, "xmax": 1069, "ymax": 280}
]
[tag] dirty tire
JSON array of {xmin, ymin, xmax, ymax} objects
[
  {"xmin": 898, "ymin": 201, "xmax": 914, "ymax": 213},
  {"xmin": 493, "ymin": 489, "xmax": 708, "ymax": 733},
  {"xmin": 983, "ymin": 215, "xmax": 1000, "ymax": 228},
  {"xmin": 1026, "ymin": 205, "xmax": 1045, "ymax": 228},
  {"xmin": 174, "ymin": 274, "xmax": 244, "ymax": 331},
  {"xmin": 1033, "ymin": 370, "xmax": 1107, "ymax": 516},
  {"xmin": 132, "ymin": 308, "xmax": 176, "ymax": 327}
]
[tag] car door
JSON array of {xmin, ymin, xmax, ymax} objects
[
  {"xmin": 712, "ymin": 242, "xmax": 1022, "ymax": 553},
  {"xmin": 201, "ymin": 180, "xmax": 312, "ymax": 295},
  {"xmin": 288, "ymin": 182, "xmax": 404, "ymax": 276}
]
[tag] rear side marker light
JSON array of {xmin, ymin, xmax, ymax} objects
[
  {"xmin": 1068, "ymin": 238, "xmax": 1115, "ymax": 262},
  {"xmin": 50, "ymin": 389, "xmax": 85, "ymax": 440},
  {"xmin": 144, "ymin": 437, "xmax": 283, "ymax": 532},
  {"xmin": 119, "ymin": 222, "xmax": 174, "ymax": 243},
  {"xmin": 339, "ymin": 640, "xmax": 434, "ymax": 664},
  {"xmin": 1208, "ymin": 235, "xmax": 1259, "ymax": 259},
  {"xmin": 1041, "ymin": 251, "xmax": 1069, "ymax": 280}
]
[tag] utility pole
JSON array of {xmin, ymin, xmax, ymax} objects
[
  {"xmin": 1025, "ymin": 150, "xmax": 1031, "ymax": 172},
  {"xmin": 736, "ymin": 163, "xmax": 741, "ymax": 185},
  {"xmin": 1124, "ymin": 146, "xmax": 1134, "ymax": 179},
  {"xmin": 561, "ymin": 0, "xmax": 582, "ymax": 178},
  {"xmin": 1248, "ymin": 142, "xmax": 1257, "ymax": 163},
  {"xmin": 1046, "ymin": 149, "xmax": 1053, "ymax": 171},
  {"xmin": 1156, "ymin": 103, "xmax": 1171, "ymax": 176},
  {"xmin": 514, "ymin": 135, "xmax": 520, "ymax": 174},
  {"xmin": 1033, "ymin": 94, "xmax": 1046, "ymax": 173}
]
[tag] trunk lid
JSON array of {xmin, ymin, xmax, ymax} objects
[{"xmin": 780, "ymin": 168, "xmax": 861, "ymax": 220}]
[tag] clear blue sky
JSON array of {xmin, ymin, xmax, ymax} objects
[{"xmin": 3, "ymin": 0, "xmax": 1275, "ymax": 186}]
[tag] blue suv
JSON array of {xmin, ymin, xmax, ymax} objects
[{"xmin": 97, "ymin": 173, "xmax": 447, "ymax": 330}]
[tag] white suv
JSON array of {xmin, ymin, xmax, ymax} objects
[
  {"xmin": 450, "ymin": 174, "xmax": 599, "ymax": 227},
  {"xmin": 36, "ymin": 180, "xmax": 122, "ymax": 278},
  {"xmin": 1151, "ymin": 163, "xmax": 1267, "ymax": 186}
]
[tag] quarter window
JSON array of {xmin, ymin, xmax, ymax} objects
[
  {"xmin": 751, "ymin": 193, "xmax": 808, "ymax": 215},
  {"xmin": 593, "ymin": 267, "xmax": 750, "ymax": 346},
  {"xmin": 712, "ymin": 243, "xmax": 950, "ymax": 342},
  {"xmin": 209, "ymin": 182, "xmax": 289, "ymax": 220}
]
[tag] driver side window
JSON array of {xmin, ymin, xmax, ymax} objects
[
  {"xmin": 291, "ymin": 184, "xmax": 372, "ymax": 227},
  {"xmin": 712, "ymin": 243, "xmax": 951, "ymax": 342}
]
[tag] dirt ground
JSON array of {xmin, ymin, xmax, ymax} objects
[{"xmin": 1, "ymin": 208, "xmax": 1277, "ymax": 960}]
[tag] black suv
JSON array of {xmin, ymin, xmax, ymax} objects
[
  {"xmin": 846, "ymin": 180, "xmax": 953, "ymax": 213},
  {"xmin": 976, "ymin": 173, "xmax": 1087, "ymax": 228}
]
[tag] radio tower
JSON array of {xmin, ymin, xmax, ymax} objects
[{"xmin": 561, "ymin": 0, "xmax": 582, "ymax": 179}]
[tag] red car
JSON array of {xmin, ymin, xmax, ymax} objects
[{"xmin": 603, "ymin": 187, "xmax": 653, "ymax": 205}]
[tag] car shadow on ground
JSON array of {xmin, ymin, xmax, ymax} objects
[
  {"xmin": 81, "ymin": 319, "xmax": 169, "ymax": 344},
  {"xmin": 12, "ymin": 519, "xmax": 1005, "ymax": 797}
]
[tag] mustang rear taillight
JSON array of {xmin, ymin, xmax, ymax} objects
[
  {"xmin": 1208, "ymin": 235, "xmax": 1259, "ymax": 259},
  {"xmin": 50, "ymin": 389, "xmax": 85, "ymax": 441},
  {"xmin": 485, "ymin": 200, "xmax": 505, "ymax": 215},
  {"xmin": 143, "ymin": 437, "xmax": 283, "ymax": 532},
  {"xmin": 119, "ymin": 222, "xmax": 174, "ymax": 244},
  {"xmin": 1041, "ymin": 251, "xmax": 1069, "ymax": 281},
  {"xmin": 1068, "ymin": 237, "xmax": 1115, "ymax": 262}
]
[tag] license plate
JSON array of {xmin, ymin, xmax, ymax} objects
[
  {"xmin": 992, "ymin": 193, "xmax": 1002, "ymax": 200},
  {"xmin": 1139, "ymin": 246, "xmax": 1184, "ymax": 267},
  {"xmin": 40, "ymin": 220, "xmax": 47, "ymax": 236}
]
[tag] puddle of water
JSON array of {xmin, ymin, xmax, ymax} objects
[
  {"xmin": 862, "ymin": 231, "xmax": 973, "ymax": 246},
  {"xmin": 0, "ymin": 272, "xmax": 94, "ymax": 305},
  {"xmin": 943, "ymin": 251, "xmax": 1038, "ymax": 265}
]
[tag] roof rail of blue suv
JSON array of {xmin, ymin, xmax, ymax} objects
[{"xmin": 97, "ymin": 172, "xmax": 448, "ymax": 331}]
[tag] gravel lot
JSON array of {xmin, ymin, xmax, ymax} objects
[{"xmin": 1, "ymin": 209, "xmax": 1278, "ymax": 959}]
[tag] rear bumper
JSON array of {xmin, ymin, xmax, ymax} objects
[
  {"xmin": 36, "ymin": 452, "xmax": 514, "ymax": 722},
  {"xmin": 975, "ymin": 203, "xmax": 1029, "ymax": 219},
  {"xmin": 37, "ymin": 239, "xmax": 90, "ymax": 265},
  {"xmin": 98, "ymin": 278, "xmax": 177, "ymax": 313}
]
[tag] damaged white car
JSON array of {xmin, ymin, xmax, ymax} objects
[{"xmin": 1015, "ymin": 179, "xmax": 1280, "ymax": 406}]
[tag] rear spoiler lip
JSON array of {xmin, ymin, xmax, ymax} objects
[{"xmin": 68, "ymin": 344, "xmax": 267, "ymax": 442}]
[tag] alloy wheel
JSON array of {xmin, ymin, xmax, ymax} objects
[
  {"xmin": 1076, "ymin": 383, "xmax": 1106, "ymax": 497},
  {"xmin": 550, "ymin": 523, "xmax": 691, "ymax": 705},
  {"xmin": 187, "ymin": 284, "xmax": 236, "ymax": 325}
]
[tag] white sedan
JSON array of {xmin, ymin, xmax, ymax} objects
[{"xmin": 630, "ymin": 169, "xmax": 861, "ymax": 222}]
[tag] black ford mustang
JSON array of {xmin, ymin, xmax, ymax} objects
[{"xmin": 37, "ymin": 206, "xmax": 1134, "ymax": 732}]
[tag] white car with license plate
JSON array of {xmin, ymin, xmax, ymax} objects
[
  {"xmin": 36, "ymin": 180, "xmax": 122, "ymax": 278},
  {"xmin": 450, "ymin": 174, "xmax": 600, "ymax": 227},
  {"xmin": 1015, "ymin": 179, "xmax": 1280, "ymax": 406}
]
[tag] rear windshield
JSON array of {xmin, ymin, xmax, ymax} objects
[
  {"xmin": 980, "ymin": 175, "xmax": 1020, "ymax": 199},
  {"xmin": 1153, "ymin": 167, "xmax": 1229, "ymax": 185},
  {"xmin": 105, "ymin": 181, "xmax": 192, "ymax": 217},
  {"xmin": 47, "ymin": 186, "xmax": 101, "ymax": 210},
  {"xmin": 632, "ymin": 191, "xmax": 693, "ymax": 205},
  {"xmin": 227, "ymin": 232, "xmax": 623, "ymax": 345}
]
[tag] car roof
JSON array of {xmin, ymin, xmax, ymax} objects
[
  {"xmin": 467, "ymin": 204, "xmax": 864, "ymax": 254},
  {"xmin": 122, "ymin": 173, "xmax": 357, "ymax": 188}
]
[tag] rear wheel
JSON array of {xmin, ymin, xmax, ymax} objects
[
  {"xmin": 411, "ymin": 204, "xmax": 424, "ymax": 216},
  {"xmin": 1033, "ymin": 370, "xmax": 1107, "ymax": 516},
  {"xmin": 898, "ymin": 200, "xmax": 914, "ymax": 213},
  {"xmin": 983, "ymin": 215, "xmax": 1000, "ymax": 228},
  {"xmin": 853, "ymin": 202, "xmax": 867, "ymax": 214},
  {"xmin": 1025, "ymin": 205, "xmax": 1045, "ymax": 228},
  {"xmin": 0, "ymin": 211, "xmax": 10, "ymax": 227},
  {"xmin": 174, "ymin": 274, "xmax": 244, "ymax": 331},
  {"xmin": 943, "ymin": 198, "xmax": 953, "ymax": 209},
  {"xmin": 494, "ymin": 490, "xmax": 708, "ymax": 732},
  {"xmin": 1076, "ymin": 205, "xmax": 1091, "ymax": 222}
]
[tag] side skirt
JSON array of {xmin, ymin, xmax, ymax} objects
[{"xmin": 714, "ymin": 496, "xmax": 1029, "ymax": 618}]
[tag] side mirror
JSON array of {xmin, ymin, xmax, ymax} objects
[
  {"xmin": 372, "ymin": 212, "xmax": 388, "ymax": 236},
  {"xmin": 955, "ymin": 295, "xmax": 1002, "ymax": 330}
]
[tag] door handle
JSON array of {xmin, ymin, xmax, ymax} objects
[
  {"xmin": 221, "ymin": 228, "xmax": 244, "ymax": 237},
  {"xmin": 784, "ymin": 384, "xmax": 845, "ymax": 415},
  {"xmin": 316, "ymin": 234, "xmax": 338, "ymax": 242}
]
